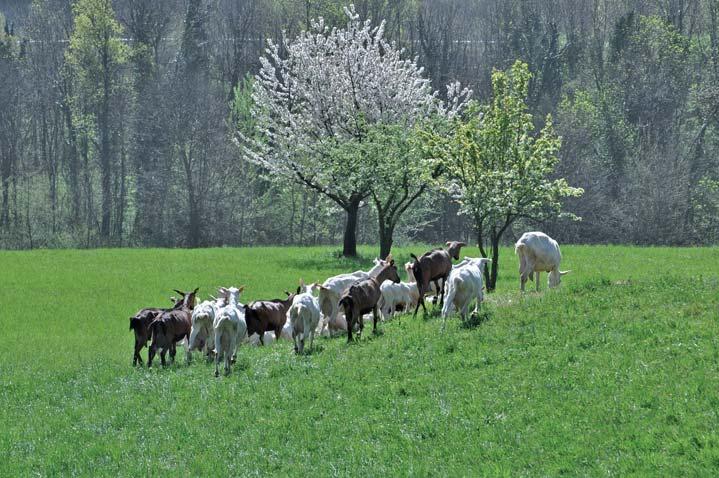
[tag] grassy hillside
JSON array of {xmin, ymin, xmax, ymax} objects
[{"xmin": 0, "ymin": 245, "xmax": 718, "ymax": 476}]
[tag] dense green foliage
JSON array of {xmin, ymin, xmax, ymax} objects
[
  {"xmin": 1, "ymin": 246, "xmax": 718, "ymax": 475},
  {"xmin": 422, "ymin": 61, "xmax": 583, "ymax": 288},
  {"xmin": 1, "ymin": 1, "xmax": 718, "ymax": 249}
]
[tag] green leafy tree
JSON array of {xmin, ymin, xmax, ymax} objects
[
  {"xmin": 422, "ymin": 61, "xmax": 583, "ymax": 290},
  {"xmin": 65, "ymin": 0, "xmax": 129, "ymax": 241},
  {"xmin": 339, "ymin": 122, "xmax": 441, "ymax": 258}
]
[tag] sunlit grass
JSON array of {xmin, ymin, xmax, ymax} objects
[{"xmin": 0, "ymin": 245, "xmax": 718, "ymax": 475}]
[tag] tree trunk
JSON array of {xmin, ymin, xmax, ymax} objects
[
  {"xmin": 488, "ymin": 235, "xmax": 500, "ymax": 292},
  {"xmin": 184, "ymin": 153, "xmax": 200, "ymax": 248},
  {"xmin": 343, "ymin": 197, "xmax": 361, "ymax": 257},
  {"xmin": 62, "ymin": 100, "xmax": 81, "ymax": 226},
  {"xmin": 378, "ymin": 213, "xmax": 394, "ymax": 259},
  {"xmin": 99, "ymin": 50, "xmax": 112, "ymax": 241}
]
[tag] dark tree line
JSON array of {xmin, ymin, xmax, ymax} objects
[{"xmin": 0, "ymin": 0, "xmax": 717, "ymax": 250}]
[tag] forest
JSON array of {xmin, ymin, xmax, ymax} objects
[{"xmin": 0, "ymin": 0, "xmax": 718, "ymax": 251}]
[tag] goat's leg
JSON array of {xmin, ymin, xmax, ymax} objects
[
  {"xmin": 214, "ymin": 351, "xmax": 221, "ymax": 377},
  {"xmin": 535, "ymin": 272, "xmax": 540, "ymax": 292},
  {"xmin": 372, "ymin": 307, "xmax": 379, "ymax": 333},
  {"xmin": 224, "ymin": 351, "xmax": 231, "ymax": 376},
  {"xmin": 133, "ymin": 339, "xmax": 144, "ymax": 366},
  {"xmin": 439, "ymin": 277, "xmax": 447, "ymax": 306},
  {"xmin": 413, "ymin": 295, "xmax": 427, "ymax": 318},
  {"xmin": 520, "ymin": 273, "xmax": 527, "ymax": 292},
  {"xmin": 309, "ymin": 330, "xmax": 314, "ymax": 352},
  {"xmin": 147, "ymin": 345, "xmax": 156, "ymax": 368},
  {"xmin": 346, "ymin": 316, "xmax": 353, "ymax": 343},
  {"xmin": 160, "ymin": 348, "xmax": 167, "ymax": 367},
  {"xmin": 169, "ymin": 343, "xmax": 176, "ymax": 364}
]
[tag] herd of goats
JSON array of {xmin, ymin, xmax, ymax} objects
[{"xmin": 128, "ymin": 231, "xmax": 570, "ymax": 376}]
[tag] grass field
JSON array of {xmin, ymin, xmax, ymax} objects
[{"xmin": 1, "ymin": 245, "xmax": 718, "ymax": 476}]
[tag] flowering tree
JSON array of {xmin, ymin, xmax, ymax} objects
[
  {"xmin": 241, "ymin": 5, "xmax": 469, "ymax": 256},
  {"xmin": 421, "ymin": 61, "xmax": 584, "ymax": 290}
]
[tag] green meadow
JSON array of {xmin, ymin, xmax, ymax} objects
[{"xmin": 1, "ymin": 245, "xmax": 718, "ymax": 476}]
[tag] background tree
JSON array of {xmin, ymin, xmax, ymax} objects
[
  {"xmin": 422, "ymin": 61, "xmax": 583, "ymax": 290},
  {"xmin": 241, "ymin": 5, "xmax": 468, "ymax": 256},
  {"xmin": 347, "ymin": 122, "xmax": 442, "ymax": 258},
  {"xmin": 65, "ymin": 0, "xmax": 129, "ymax": 243},
  {"xmin": 2, "ymin": 0, "xmax": 719, "ymax": 250}
]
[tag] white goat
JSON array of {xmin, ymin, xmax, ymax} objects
[
  {"xmin": 378, "ymin": 279, "xmax": 420, "ymax": 321},
  {"xmin": 404, "ymin": 261, "xmax": 441, "ymax": 300},
  {"xmin": 441, "ymin": 257, "xmax": 492, "ymax": 325},
  {"xmin": 515, "ymin": 231, "xmax": 571, "ymax": 292},
  {"xmin": 289, "ymin": 280, "xmax": 321, "ymax": 354},
  {"xmin": 188, "ymin": 296, "xmax": 226, "ymax": 362},
  {"xmin": 213, "ymin": 286, "xmax": 247, "ymax": 377},
  {"xmin": 319, "ymin": 258, "xmax": 387, "ymax": 335}
]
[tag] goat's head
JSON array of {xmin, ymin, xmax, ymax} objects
[
  {"xmin": 173, "ymin": 288, "xmax": 198, "ymax": 309},
  {"xmin": 283, "ymin": 290, "xmax": 297, "ymax": 304},
  {"xmin": 223, "ymin": 286, "xmax": 243, "ymax": 304},
  {"xmin": 379, "ymin": 256, "xmax": 401, "ymax": 284},
  {"xmin": 296, "ymin": 278, "xmax": 320, "ymax": 295},
  {"xmin": 548, "ymin": 269, "xmax": 571, "ymax": 288},
  {"xmin": 445, "ymin": 241, "xmax": 467, "ymax": 260}
]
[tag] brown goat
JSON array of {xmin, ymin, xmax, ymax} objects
[
  {"xmin": 129, "ymin": 296, "xmax": 184, "ymax": 366},
  {"xmin": 148, "ymin": 288, "xmax": 198, "ymax": 367},
  {"xmin": 339, "ymin": 258, "xmax": 401, "ymax": 342},
  {"xmin": 410, "ymin": 241, "xmax": 466, "ymax": 317},
  {"xmin": 244, "ymin": 292, "xmax": 296, "ymax": 345}
]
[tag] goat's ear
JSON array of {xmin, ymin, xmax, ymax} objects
[
  {"xmin": 173, "ymin": 289, "xmax": 185, "ymax": 296},
  {"xmin": 299, "ymin": 278, "xmax": 305, "ymax": 286},
  {"xmin": 192, "ymin": 287, "xmax": 199, "ymax": 294},
  {"xmin": 386, "ymin": 253, "xmax": 393, "ymax": 262},
  {"xmin": 458, "ymin": 242, "xmax": 467, "ymax": 247},
  {"xmin": 169, "ymin": 296, "xmax": 177, "ymax": 303},
  {"xmin": 296, "ymin": 286, "xmax": 301, "ymax": 294},
  {"xmin": 284, "ymin": 290, "xmax": 291, "ymax": 297},
  {"xmin": 445, "ymin": 241, "xmax": 452, "ymax": 247},
  {"xmin": 238, "ymin": 286, "xmax": 245, "ymax": 293},
  {"xmin": 389, "ymin": 259, "xmax": 395, "ymax": 266},
  {"xmin": 560, "ymin": 270, "xmax": 572, "ymax": 276}
]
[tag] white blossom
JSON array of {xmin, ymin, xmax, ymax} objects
[{"xmin": 238, "ymin": 5, "xmax": 471, "ymax": 203}]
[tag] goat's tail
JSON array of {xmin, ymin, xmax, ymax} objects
[
  {"xmin": 148, "ymin": 320, "xmax": 165, "ymax": 343},
  {"xmin": 410, "ymin": 253, "xmax": 419, "ymax": 263},
  {"xmin": 338, "ymin": 296, "xmax": 353, "ymax": 315},
  {"xmin": 129, "ymin": 317, "xmax": 141, "ymax": 331}
]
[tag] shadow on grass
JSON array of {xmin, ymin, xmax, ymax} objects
[
  {"xmin": 278, "ymin": 251, "xmax": 376, "ymax": 272},
  {"xmin": 460, "ymin": 308, "xmax": 493, "ymax": 330},
  {"xmin": 296, "ymin": 342, "xmax": 326, "ymax": 356},
  {"xmin": 344, "ymin": 327, "xmax": 385, "ymax": 346},
  {"xmin": 421, "ymin": 307, "xmax": 441, "ymax": 321}
]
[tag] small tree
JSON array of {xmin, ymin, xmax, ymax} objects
[
  {"xmin": 340, "ymin": 122, "xmax": 442, "ymax": 258},
  {"xmin": 422, "ymin": 61, "xmax": 583, "ymax": 290},
  {"xmin": 240, "ymin": 5, "xmax": 468, "ymax": 256}
]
